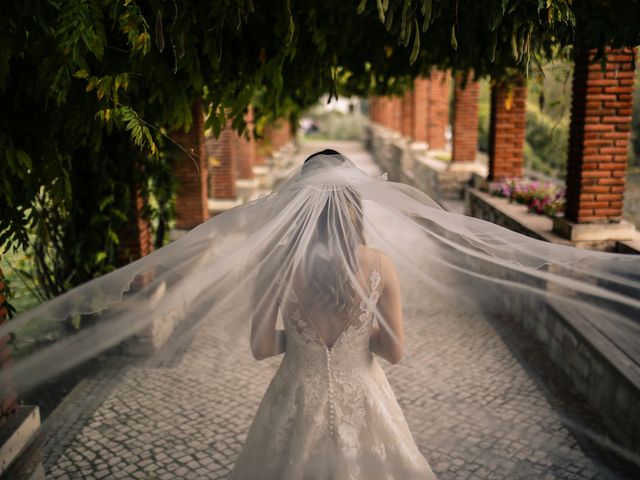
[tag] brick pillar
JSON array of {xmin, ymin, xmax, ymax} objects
[
  {"xmin": 370, "ymin": 97, "xmax": 379, "ymax": 123},
  {"xmin": 119, "ymin": 185, "xmax": 153, "ymax": 263},
  {"xmin": 207, "ymin": 121, "xmax": 237, "ymax": 199},
  {"xmin": 391, "ymin": 96, "xmax": 403, "ymax": 133},
  {"xmin": 401, "ymin": 89, "xmax": 413, "ymax": 137},
  {"xmin": 265, "ymin": 119, "xmax": 291, "ymax": 151},
  {"xmin": 377, "ymin": 96, "xmax": 392, "ymax": 129},
  {"xmin": 411, "ymin": 78, "xmax": 429, "ymax": 143},
  {"xmin": 426, "ymin": 70, "xmax": 450, "ymax": 150},
  {"xmin": 452, "ymin": 72, "xmax": 480, "ymax": 163},
  {"xmin": 563, "ymin": 47, "xmax": 637, "ymax": 223},
  {"xmin": 0, "ymin": 267, "xmax": 17, "ymax": 431},
  {"xmin": 488, "ymin": 75, "xmax": 527, "ymax": 181},
  {"xmin": 235, "ymin": 108, "xmax": 256, "ymax": 180},
  {"xmin": 254, "ymin": 137, "xmax": 267, "ymax": 166},
  {"xmin": 173, "ymin": 101, "xmax": 209, "ymax": 228},
  {"xmin": 370, "ymin": 97, "xmax": 378, "ymax": 124}
]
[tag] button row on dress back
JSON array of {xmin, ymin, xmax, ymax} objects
[{"xmin": 325, "ymin": 348, "xmax": 335, "ymax": 438}]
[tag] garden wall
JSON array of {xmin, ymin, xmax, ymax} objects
[
  {"xmin": 366, "ymin": 125, "xmax": 485, "ymax": 203},
  {"xmin": 464, "ymin": 186, "xmax": 640, "ymax": 456}
]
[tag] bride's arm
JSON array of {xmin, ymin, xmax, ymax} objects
[
  {"xmin": 250, "ymin": 322, "xmax": 286, "ymax": 360},
  {"xmin": 250, "ymin": 248, "xmax": 287, "ymax": 360},
  {"xmin": 369, "ymin": 253, "xmax": 404, "ymax": 364}
]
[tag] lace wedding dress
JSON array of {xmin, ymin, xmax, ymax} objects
[{"xmin": 231, "ymin": 252, "xmax": 436, "ymax": 480}]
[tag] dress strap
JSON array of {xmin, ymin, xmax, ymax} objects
[{"xmin": 370, "ymin": 250, "xmax": 382, "ymax": 295}]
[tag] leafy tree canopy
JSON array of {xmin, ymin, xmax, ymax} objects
[{"xmin": 1, "ymin": 0, "xmax": 639, "ymax": 256}]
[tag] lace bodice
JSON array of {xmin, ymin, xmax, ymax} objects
[{"xmin": 284, "ymin": 265, "xmax": 382, "ymax": 350}]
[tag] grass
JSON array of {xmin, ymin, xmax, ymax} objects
[
  {"xmin": 1, "ymin": 246, "xmax": 66, "ymax": 359},
  {"xmin": 1, "ymin": 247, "xmax": 42, "ymax": 314}
]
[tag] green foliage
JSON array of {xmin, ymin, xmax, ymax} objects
[
  {"xmin": 1, "ymin": 0, "xmax": 639, "ymax": 311},
  {"xmin": 524, "ymin": 102, "xmax": 569, "ymax": 177}
]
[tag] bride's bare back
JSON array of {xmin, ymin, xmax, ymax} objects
[{"xmin": 250, "ymin": 244, "xmax": 404, "ymax": 364}]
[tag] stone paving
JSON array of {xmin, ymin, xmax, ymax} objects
[{"xmin": 40, "ymin": 141, "xmax": 632, "ymax": 479}]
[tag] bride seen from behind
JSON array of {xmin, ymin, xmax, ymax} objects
[{"xmin": 231, "ymin": 149, "xmax": 437, "ymax": 479}]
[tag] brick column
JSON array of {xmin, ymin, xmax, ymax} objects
[
  {"xmin": 411, "ymin": 78, "xmax": 429, "ymax": 143},
  {"xmin": 235, "ymin": 108, "xmax": 256, "ymax": 180},
  {"xmin": 378, "ymin": 96, "xmax": 393, "ymax": 129},
  {"xmin": 563, "ymin": 47, "xmax": 636, "ymax": 223},
  {"xmin": 370, "ymin": 97, "xmax": 379, "ymax": 123},
  {"xmin": 391, "ymin": 96, "xmax": 403, "ymax": 133},
  {"xmin": 487, "ymin": 75, "xmax": 527, "ymax": 181},
  {"xmin": 452, "ymin": 72, "xmax": 480, "ymax": 163},
  {"xmin": 265, "ymin": 119, "xmax": 291, "ymax": 151},
  {"xmin": 426, "ymin": 71, "xmax": 451, "ymax": 150},
  {"xmin": 119, "ymin": 185, "xmax": 153, "ymax": 263},
  {"xmin": 401, "ymin": 89, "xmax": 413, "ymax": 137},
  {"xmin": 173, "ymin": 101, "xmax": 209, "ymax": 228},
  {"xmin": 0, "ymin": 268, "xmax": 17, "ymax": 431},
  {"xmin": 207, "ymin": 121, "xmax": 237, "ymax": 199},
  {"xmin": 254, "ymin": 137, "xmax": 267, "ymax": 166}
]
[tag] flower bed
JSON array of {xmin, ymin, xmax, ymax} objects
[{"xmin": 489, "ymin": 178, "xmax": 566, "ymax": 218}]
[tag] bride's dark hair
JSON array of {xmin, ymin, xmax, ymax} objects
[{"xmin": 295, "ymin": 149, "xmax": 366, "ymax": 319}]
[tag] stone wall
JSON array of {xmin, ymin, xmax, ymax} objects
[
  {"xmin": 465, "ymin": 188, "xmax": 548, "ymax": 241},
  {"xmin": 366, "ymin": 125, "xmax": 483, "ymax": 202},
  {"xmin": 465, "ymin": 185, "xmax": 640, "ymax": 455},
  {"xmin": 478, "ymin": 278, "xmax": 640, "ymax": 456}
]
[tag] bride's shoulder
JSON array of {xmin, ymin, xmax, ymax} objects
[{"xmin": 357, "ymin": 245, "xmax": 394, "ymax": 272}]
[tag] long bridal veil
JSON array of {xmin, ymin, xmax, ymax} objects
[{"xmin": 2, "ymin": 151, "xmax": 639, "ymax": 470}]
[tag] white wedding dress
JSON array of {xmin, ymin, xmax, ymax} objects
[{"xmin": 231, "ymin": 252, "xmax": 436, "ymax": 480}]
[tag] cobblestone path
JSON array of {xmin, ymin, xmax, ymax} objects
[{"xmin": 41, "ymin": 141, "xmax": 628, "ymax": 480}]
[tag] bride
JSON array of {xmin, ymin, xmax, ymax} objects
[
  {"xmin": 3, "ymin": 147, "xmax": 639, "ymax": 479},
  {"xmin": 230, "ymin": 149, "xmax": 436, "ymax": 479}
]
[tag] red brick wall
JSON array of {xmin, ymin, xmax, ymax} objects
[
  {"xmin": 119, "ymin": 185, "xmax": 153, "ymax": 263},
  {"xmin": 411, "ymin": 78, "xmax": 430, "ymax": 142},
  {"xmin": 254, "ymin": 118, "xmax": 292, "ymax": 166},
  {"xmin": 375, "ymin": 96, "xmax": 386, "ymax": 128},
  {"xmin": 0, "ymin": 266, "xmax": 16, "ymax": 430},
  {"xmin": 452, "ymin": 72, "xmax": 479, "ymax": 163},
  {"xmin": 173, "ymin": 101, "xmax": 210, "ymax": 228},
  {"xmin": 488, "ymin": 75, "xmax": 527, "ymax": 181},
  {"xmin": 370, "ymin": 97, "xmax": 379, "ymax": 123},
  {"xmin": 391, "ymin": 96, "xmax": 403, "ymax": 133},
  {"xmin": 564, "ymin": 47, "xmax": 637, "ymax": 223},
  {"xmin": 255, "ymin": 136, "xmax": 267, "ymax": 166},
  {"xmin": 207, "ymin": 121, "xmax": 237, "ymax": 199},
  {"xmin": 426, "ymin": 71, "xmax": 450, "ymax": 150},
  {"xmin": 235, "ymin": 108, "xmax": 256, "ymax": 180},
  {"xmin": 401, "ymin": 90, "xmax": 413, "ymax": 137},
  {"xmin": 266, "ymin": 119, "xmax": 292, "ymax": 151}
]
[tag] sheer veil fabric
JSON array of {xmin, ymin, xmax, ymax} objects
[{"xmin": 2, "ymin": 150, "xmax": 640, "ymax": 475}]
